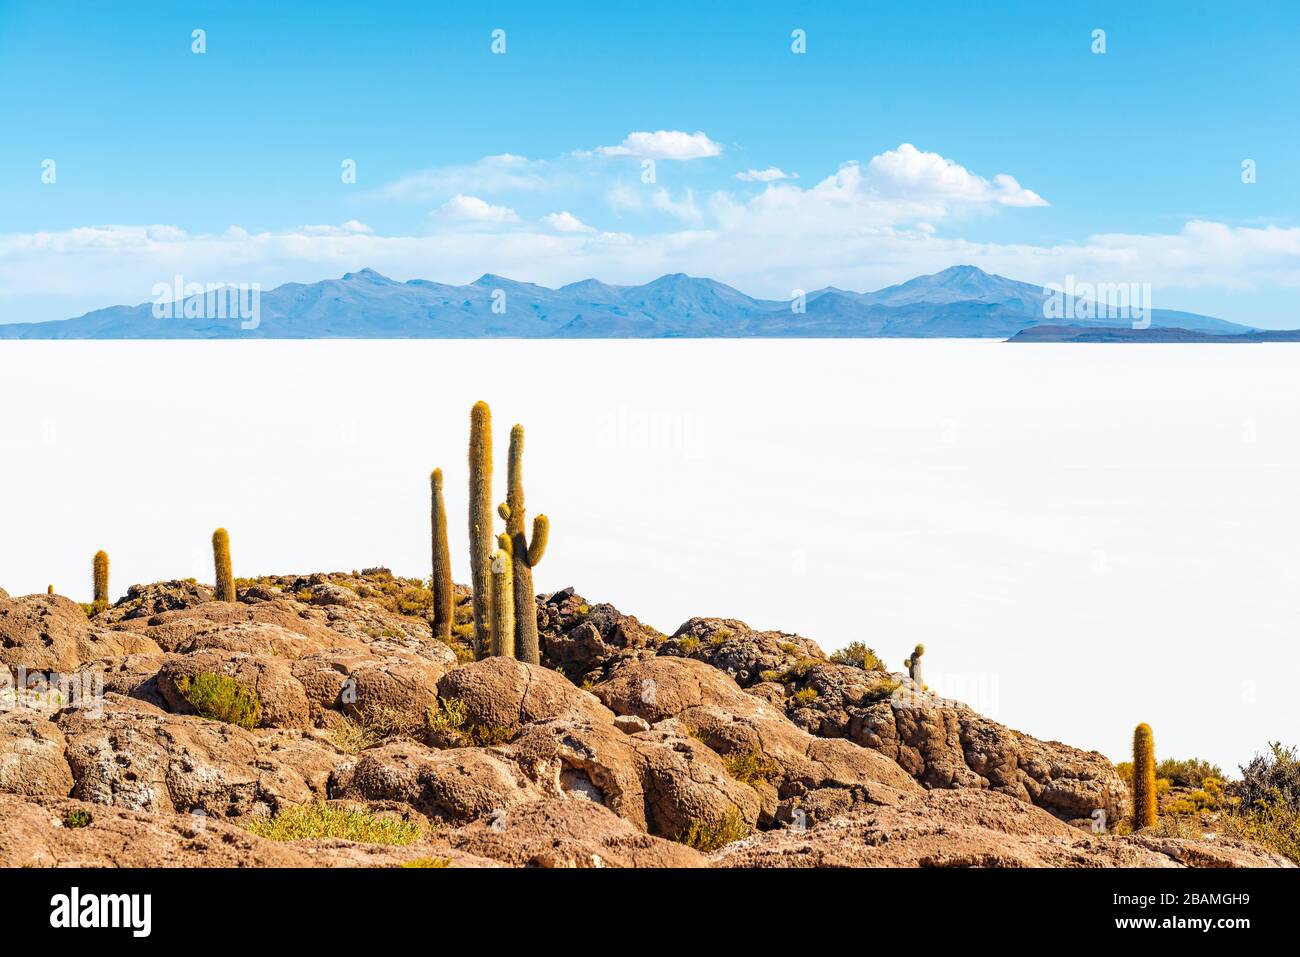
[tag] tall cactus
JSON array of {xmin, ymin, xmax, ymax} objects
[
  {"xmin": 501, "ymin": 424, "xmax": 549, "ymax": 665},
  {"xmin": 490, "ymin": 534, "xmax": 515, "ymax": 659},
  {"xmin": 212, "ymin": 528, "xmax": 235, "ymax": 602},
  {"xmin": 468, "ymin": 401, "xmax": 494, "ymax": 659},
  {"xmin": 1132, "ymin": 722, "xmax": 1158, "ymax": 829},
  {"xmin": 429, "ymin": 467, "xmax": 453, "ymax": 641},
  {"xmin": 92, "ymin": 550, "xmax": 109, "ymax": 607}
]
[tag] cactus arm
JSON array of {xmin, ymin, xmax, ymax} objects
[{"xmin": 527, "ymin": 515, "xmax": 549, "ymax": 567}]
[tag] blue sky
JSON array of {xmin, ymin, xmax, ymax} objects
[{"xmin": 2, "ymin": 0, "xmax": 1298, "ymax": 325}]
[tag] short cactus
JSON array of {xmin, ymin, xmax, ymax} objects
[
  {"xmin": 212, "ymin": 528, "xmax": 235, "ymax": 602},
  {"xmin": 1132, "ymin": 723, "xmax": 1158, "ymax": 829},
  {"xmin": 468, "ymin": 401, "xmax": 494, "ymax": 659},
  {"xmin": 47, "ymin": 584, "xmax": 55, "ymax": 596},
  {"xmin": 502, "ymin": 424, "xmax": 549, "ymax": 665},
  {"xmin": 903, "ymin": 643, "xmax": 925, "ymax": 684},
  {"xmin": 429, "ymin": 468, "xmax": 453, "ymax": 641},
  {"xmin": 92, "ymin": 550, "xmax": 109, "ymax": 606},
  {"xmin": 489, "ymin": 534, "xmax": 515, "ymax": 659}
]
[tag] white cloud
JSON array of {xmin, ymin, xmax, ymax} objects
[
  {"xmin": 7, "ymin": 149, "xmax": 1298, "ymax": 326},
  {"xmin": 374, "ymin": 154, "xmax": 553, "ymax": 202},
  {"xmin": 595, "ymin": 130, "xmax": 722, "ymax": 161},
  {"xmin": 735, "ymin": 167, "xmax": 798, "ymax": 182},
  {"xmin": 867, "ymin": 143, "xmax": 1048, "ymax": 208},
  {"xmin": 541, "ymin": 211, "xmax": 595, "ymax": 233},
  {"xmin": 430, "ymin": 195, "xmax": 520, "ymax": 224},
  {"xmin": 606, "ymin": 185, "xmax": 703, "ymax": 222}
]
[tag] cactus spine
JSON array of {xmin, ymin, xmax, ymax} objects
[
  {"xmin": 212, "ymin": 528, "xmax": 235, "ymax": 602},
  {"xmin": 489, "ymin": 534, "xmax": 515, "ymax": 659},
  {"xmin": 92, "ymin": 550, "xmax": 109, "ymax": 606},
  {"xmin": 430, "ymin": 468, "xmax": 453, "ymax": 641},
  {"xmin": 503, "ymin": 424, "xmax": 548, "ymax": 665},
  {"xmin": 468, "ymin": 401, "xmax": 494, "ymax": 659},
  {"xmin": 1132, "ymin": 722, "xmax": 1158, "ymax": 829}
]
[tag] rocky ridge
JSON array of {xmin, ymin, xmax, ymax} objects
[{"xmin": 0, "ymin": 573, "xmax": 1289, "ymax": 868}]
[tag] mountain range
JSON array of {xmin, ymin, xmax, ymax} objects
[{"xmin": 0, "ymin": 265, "xmax": 1255, "ymax": 339}]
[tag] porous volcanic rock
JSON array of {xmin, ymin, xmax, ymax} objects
[
  {"xmin": 593, "ymin": 657, "xmax": 921, "ymax": 826},
  {"xmin": 57, "ymin": 695, "xmax": 329, "ymax": 817},
  {"xmin": 156, "ymin": 649, "xmax": 313, "ymax": 729},
  {"xmin": 436, "ymin": 656, "xmax": 612, "ymax": 731},
  {"xmin": 713, "ymin": 788, "xmax": 1295, "ymax": 868},
  {"xmin": 0, "ymin": 594, "xmax": 162, "ymax": 674},
  {"xmin": 330, "ymin": 739, "xmax": 547, "ymax": 824},
  {"xmin": 0, "ymin": 711, "xmax": 73, "ymax": 798},
  {"xmin": 433, "ymin": 797, "xmax": 707, "ymax": 867},
  {"xmin": 788, "ymin": 662, "xmax": 1130, "ymax": 824},
  {"xmin": 536, "ymin": 589, "xmax": 665, "ymax": 682}
]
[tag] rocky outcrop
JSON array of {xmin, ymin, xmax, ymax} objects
[
  {"xmin": 0, "ymin": 593, "xmax": 162, "ymax": 673},
  {"xmin": 536, "ymin": 588, "xmax": 664, "ymax": 682},
  {"xmin": 783, "ymin": 662, "xmax": 1129, "ymax": 824},
  {"xmin": 713, "ymin": 788, "xmax": 1294, "ymax": 868},
  {"xmin": 0, "ymin": 572, "xmax": 1285, "ymax": 868}
]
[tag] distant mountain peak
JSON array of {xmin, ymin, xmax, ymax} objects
[{"xmin": 341, "ymin": 268, "xmax": 393, "ymax": 283}]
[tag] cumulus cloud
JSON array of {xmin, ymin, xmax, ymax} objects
[
  {"xmin": 735, "ymin": 167, "xmax": 797, "ymax": 182},
  {"xmin": 430, "ymin": 195, "xmax": 520, "ymax": 224},
  {"xmin": 867, "ymin": 143, "xmax": 1048, "ymax": 208},
  {"xmin": 540, "ymin": 211, "xmax": 595, "ymax": 233},
  {"xmin": 595, "ymin": 130, "xmax": 722, "ymax": 160}
]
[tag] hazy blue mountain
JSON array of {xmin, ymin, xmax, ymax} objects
[{"xmin": 0, "ymin": 265, "xmax": 1255, "ymax": 339}]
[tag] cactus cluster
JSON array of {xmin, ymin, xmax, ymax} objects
[
  {"xmin": 66, "ymin": 402, "xmax": 548, "ymax": 664},
  {"xmin": 461, "ymin": 402, "xmax": 550, "ymax": 662},
  {"xmin": 1132, "ymin": 722, "xmax": 1158, "ymax": 829}
]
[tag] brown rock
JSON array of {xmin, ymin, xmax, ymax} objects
[
  {"xmin": 0, "ymin": 711, "xmax": 73, "ymax": 798},
  {"xmin": 0, "ymin": 594, "xmax": 162, "ymax": 673},
  {"xmin": 156, "ymin": 650, "xmax": 312, "ymax": 729},
  {"xmin": 436, "ymin": 656, "xmax": 611, "ymax": 731},
  {"xmin": 714, "ymin": 788, "xmax": 1294, "ymax": 868},
  {"xmin": 58, "ymin": 695, "xmax": 323, "ymax": 816},
  {"xmin": 330, "ymin": 740, "xmax": 546, "ymax": 824},
  {"xmin": 437, "ymin": 797, "xmax": 706, "ymax": 867}
]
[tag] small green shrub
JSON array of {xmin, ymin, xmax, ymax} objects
[
  {"xmin": 1219, "ymin": 792, "xmax": 1300, "ymax": 864},
  {"xmin": 677, "ymin": 636, "xmax": 700, "ymax": 654},
  {"xmin": 244, "ymin": 803, "xmax": 421, "ymax": 845},
  {"xmin": 723, "ymin": 749, "xmax": 779, "ymax": 785},
  {"xmin": 64, "ymin": 809, "xmax": 92, "ymax": 829},
  {"xmin": 425, "ymin": 697, "xmax": 515, "ymax": 747},
  {"xmin": 1156, "ymin": 757, "xmax": 1224, "ymax": 789},
  {"xmin": 865, "ymin": 677, "xmax": 901, "ymax": 701},
  {"xmin": 176, "ymin": 673, "xmax": 261, "ymax": 730},
  {"xmin": 678, "ymin": 808, "xmax": 749, "ymax": 852},
  {"xmin": 791, "ymin": 688, "xmax": 819, "ymax": 707},
  {"xmin": 1236, "ymin": 742, "xmax": 1300, "ymax": 812},
  {"xmin": 829, "ymin": 641, "xmax": 886, "ymax": 671}
]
